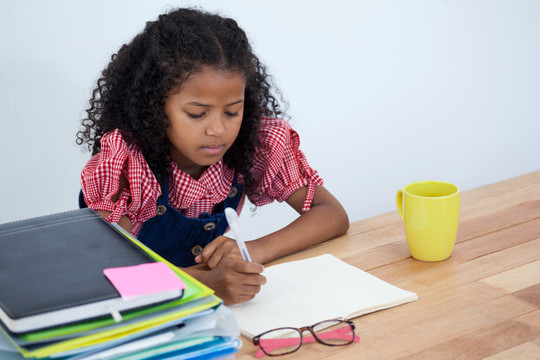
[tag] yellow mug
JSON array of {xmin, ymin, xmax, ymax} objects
[{"xmin": 396, "ymin": 180, "xmax": 460, "ymax": 261}]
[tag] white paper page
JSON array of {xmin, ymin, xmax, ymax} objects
[
  {"xmin": 282, "ymin": 254, "xmax": 418, "ymax": 317},
  {"xmin": 230, "ymin": 254, "xmax": 418, "ymax": 338},
  {"xmin": 229, "ymin": 269, "xmax": 340, "ymax": 338}
]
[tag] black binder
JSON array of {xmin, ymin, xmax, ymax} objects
[{"xmin": 0, "ymin": 208, "xmax": 183, "ymax": 333}]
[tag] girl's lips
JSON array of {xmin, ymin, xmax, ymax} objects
[{"xmin": 200, "ymin": 144, "xmax": 225, "ymax": 155}]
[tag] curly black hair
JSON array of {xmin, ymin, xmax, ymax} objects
[{"xmin": 76, "ymin": 7, "xmax": 285, "ymax": 189}]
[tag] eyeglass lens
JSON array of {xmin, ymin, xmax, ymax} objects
[
  {"xmin": 256, "ymin": 319, "xmax": 355, "ymax": 357},
  {"xmin": 312, "ymin": 319, "xmax": 355, "ymax": 345},
  {"xmin": 257, "ymin": 327, "xmax": 302, "ymax": 356}
]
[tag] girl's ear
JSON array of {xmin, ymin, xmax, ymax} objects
[{"xmin": 161, "ymin": 113, "xmax": 170, "ymax": 128}]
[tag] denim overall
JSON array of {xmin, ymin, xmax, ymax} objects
[{"xmin": 79, "ymin": 176, "xmax": 244, "ymax": 268}]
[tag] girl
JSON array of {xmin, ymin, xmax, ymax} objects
[{"xmin": 77, "ymin": 8, "xmax": 349, "ymax": 305}]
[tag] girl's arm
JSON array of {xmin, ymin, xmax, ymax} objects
[
  {"xmin": 95, "ymin": 211, "xmax": 133, "ymax": 233},
  {"xmin": 251, "ymin": 185, "xmax": 349, "ymax": 264},
  {"xmin": 94, "ymin": 173, "xmax": 133, "ymax": 232},
  {"xmin": 197, "ymin": 185, "xmax": 349, "ymax": 267}
]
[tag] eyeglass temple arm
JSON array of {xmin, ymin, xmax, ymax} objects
[{"xmin": 255, "ymin": 326, "xmax": 358, "ymax": 358}]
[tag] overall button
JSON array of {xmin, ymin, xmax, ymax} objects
[
  {"xmin": 203, "ymin": 222, "xmax": 216, "ymax": 231},
  {"xmin": 228, "ymin": 186, "xmax": 238, "ymax": 198},
  {"xmin": 191, "ymin": 245, "xmax": 203, "ymax": 256},
  {"xmin": 156, "ymin": 204, "xmax": 167, "ymax": 216}
]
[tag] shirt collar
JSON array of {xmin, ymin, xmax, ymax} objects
[{"xmin": 168, "ymin": 159, "xmax": 235, "ymax": 209}]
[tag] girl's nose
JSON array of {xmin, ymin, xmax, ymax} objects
[{"xmin": 205, "ymin": 114, "xmax": 225, "ymax": 137}]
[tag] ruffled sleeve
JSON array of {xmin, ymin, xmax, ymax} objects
[
  {"xmin": 248, "ymin": 118, "xmax": 324, "ymax": 212},
  {"xmin": 80, "ymin": 129, "xmax": 161, "ymax": 235}
]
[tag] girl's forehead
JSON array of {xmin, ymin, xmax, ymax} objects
[{"xmin": 171, "ymin": 67, "xmax": 246, "ymax": 94}]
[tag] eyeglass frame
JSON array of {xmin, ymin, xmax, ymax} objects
[{"xmin": 252, "ymin": 318, "xmax": 358, "ymax": 357}]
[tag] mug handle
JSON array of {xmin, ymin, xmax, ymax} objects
[{"xmin": 396, "ymin": 189, "xmax": 404, "ymax": 220}]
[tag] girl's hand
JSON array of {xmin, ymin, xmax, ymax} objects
[
  {"xmin": 187, "ymin": 257, "xmax": 266, "ymax": 305},
  {"xmin": 195, "ymin": 235, "xmax": 242, "ymax": 269}
]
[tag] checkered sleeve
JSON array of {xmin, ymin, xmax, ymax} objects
[
  {"xmin": 80, "ymin": 129, "xmax": 161, "ymax": 234},
  {"xmin": 249, "ymin": 118, "xmax": 324, "ymax": 212}
]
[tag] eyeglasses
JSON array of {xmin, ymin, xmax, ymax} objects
[{"xmin": 252, "ymin": 318, "xmax": 359, "ymax": 358}]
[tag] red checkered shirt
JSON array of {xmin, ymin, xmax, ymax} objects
[{"xmin": 81, "ymin": 117, "xmax": 324, "ymax": 236}]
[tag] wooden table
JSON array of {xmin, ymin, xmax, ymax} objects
[{"xmin": 236, "ymin": 171, "xmax": 540, "ymax": 359}]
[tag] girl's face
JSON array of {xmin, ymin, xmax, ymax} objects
[{"xmin": 164, "ymin": 67, "xmax": 245, "ymax": 179}]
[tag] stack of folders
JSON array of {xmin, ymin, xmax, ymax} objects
[{"xmin": 0, "ymin": 208, "xmax": 241, "ymax": 360}]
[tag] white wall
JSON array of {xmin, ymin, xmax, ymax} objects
[{"xmin": 1, "ymin": 0, "xmax": 539, "ymax": 240}]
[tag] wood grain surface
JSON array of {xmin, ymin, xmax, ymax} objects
[{"xmin": 236, "ymin": 170, "xmax": 540, "ymax": 360}]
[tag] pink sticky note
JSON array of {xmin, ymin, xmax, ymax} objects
[{"xmin": 104, "ymin": 262, "xmax": 185, "ymax": 297}]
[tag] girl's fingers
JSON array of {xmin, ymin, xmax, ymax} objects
[
  {"xmin": 206, "ymin": 251, "xmax": 225, "ymax": 269},
  {"xmin": 198, "ymin": 240, "xmax": 220, "ymax": 264},
  {"xmin": 231, "ymin": 268, "xmax": 267, "ymax": 288},
  {"xmin": 244, "ymin": 273, "xmax": 266, "ymax": 286},
  {"xmin": 238, "ymin": 284, "xmax": 263, "ymax": 298},
  {"xmin": 203, "ymin": 258, "xmax": 266, "ymax": 305},
  {"xmin": 224, "ymin": 283, "xmax": 265, "ymax": 305},
  {"xmin": 200, "ymin": 236, "xmax": 240, "ymax": 269},
  {"xmin": 234, "ymin": 260, "xmax": 265, "ymax": 275}
]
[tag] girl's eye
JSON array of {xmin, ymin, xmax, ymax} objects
[
  {"xmin": 225, "ymin": 111, "xmax": 240, "ymax": 117},
  {"xmin": 187, "ymin": 112, "xmax": 205, "ymax": 119}
]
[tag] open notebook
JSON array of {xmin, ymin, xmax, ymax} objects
[
  {"xmin": 229, "ymin": 254, "xmax": 418, "ymax": 339},
  {"xmin": 0, "ymin": 209, "xmax": 184, "ymax": 333}
]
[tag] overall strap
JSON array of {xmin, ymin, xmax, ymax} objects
[{"xmin": 157, "ymin": 178, "xmax": 170, "ymax": 205}]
